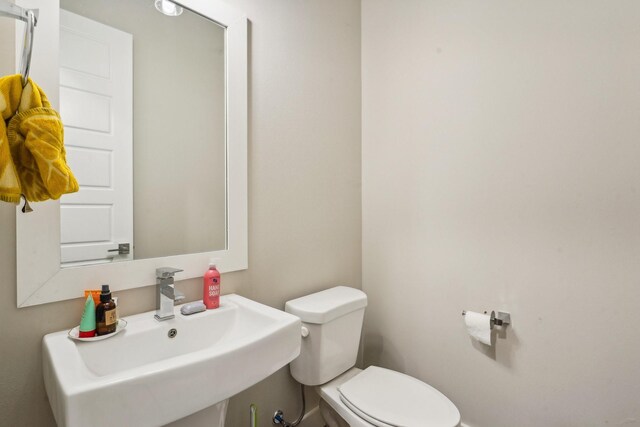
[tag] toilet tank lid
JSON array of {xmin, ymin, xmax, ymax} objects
[{"xmin": 285, "ymin": 286, "xmax": 367, "ymax": 324}]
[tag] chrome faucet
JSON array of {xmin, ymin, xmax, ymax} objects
[{"xmin": 154, "ymin": 267, "xmax": 184, "ymax": 321}]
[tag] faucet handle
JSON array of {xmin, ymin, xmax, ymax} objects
[{"xmin": 156, "ymin": 267, "xmax": 183, "ymax": 279}]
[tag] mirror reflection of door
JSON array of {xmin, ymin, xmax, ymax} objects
[
  {"xmin": 59, "ymin": 10, "xmax": 133, "ymax": 266},
  {"xmin": 56, "ymin": 0, "xmax": 227, "ymax": 268}
]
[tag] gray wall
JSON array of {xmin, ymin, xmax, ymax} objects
[
  {"xmin": 0, "ymin": 0, "xmax": 361, "ymax": 426},
  {"xmin": 362, "ymin": 1, "xmax": 640, "ymax": 426}
]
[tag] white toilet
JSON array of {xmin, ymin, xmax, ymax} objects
[{"xmin": 285, "ymin": 286, "xmax": 461, "ymax": 427}]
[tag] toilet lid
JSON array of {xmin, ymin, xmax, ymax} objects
[{"xmin": 337, "ymin": 366, "xmax": 460, "ymax": 427}]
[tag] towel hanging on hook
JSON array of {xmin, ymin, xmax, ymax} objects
[
  {"xmin": 0, "ymin": 2, "xmax": 51, "ymax": 214},
  {"xmin": 0, "ymin": 1, "xmax": 39, "ymax": 86},
  {"xmin": 0, "ymin": 6, "xmax": 78, "ymax": 213}
]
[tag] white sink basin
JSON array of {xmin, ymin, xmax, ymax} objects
[{"xmin": 43, "ymin": 294, "xmax": 301, "ymax": 427}]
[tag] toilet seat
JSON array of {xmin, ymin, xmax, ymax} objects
[
  {"xmin": 336, "ymin": 366, "xmax": 460, "ymax": 427},
  {"xmin": 339, "ymin": 395, "xmax": 395, "ymax": 427}
]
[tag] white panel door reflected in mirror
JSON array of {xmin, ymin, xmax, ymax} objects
[
  {"xmin": 59, "ymin": 10, "xmax": 134, "ymax": 266},
  {"xmin": 58, "ymin": 0, "xmax": 226, "ymax": 267}
]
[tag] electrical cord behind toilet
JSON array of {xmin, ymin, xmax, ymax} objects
[{"xmin": 272, "ymin": 383, "xmax": 306, "ymax": 426}]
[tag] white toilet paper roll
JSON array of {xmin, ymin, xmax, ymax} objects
[{"xmin": 464, "ymin": 311, "xmax": 492, "ymax": 346}]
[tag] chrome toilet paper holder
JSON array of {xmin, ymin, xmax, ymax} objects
[{"xmin": 462, "ymin": 310, "xmax": 511, "ymax": 329}]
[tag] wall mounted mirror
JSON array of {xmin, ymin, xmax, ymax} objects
[
  {"xmin": 58, "ymin": 0, "xmax": 227, "ymax": 266},
  {"xmin": 16, "ymin": 0, "xmax": 247, "ymax": 307}
]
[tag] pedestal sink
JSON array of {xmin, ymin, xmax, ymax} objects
[{"xmin": 43, "ymin": 294, "xmax": 301, "ymax": 427}]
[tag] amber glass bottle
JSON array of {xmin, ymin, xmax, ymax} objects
[{"xmin": 95, "ymin": 284, "xmax": 117, "ymax": 336}]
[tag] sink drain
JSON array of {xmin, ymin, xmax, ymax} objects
[{"xmin": 168, "ymin": 328, "xmax": 177, "ymax": 338}]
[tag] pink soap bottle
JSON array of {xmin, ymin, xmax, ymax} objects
[{"xmin": 203, "ymin": 262, "xmax": 220, "ymax": 309}]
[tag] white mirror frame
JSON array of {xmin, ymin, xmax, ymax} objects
[{"xmin": 16, "ymin": 0, "xmax": 247, "ymax": 307}]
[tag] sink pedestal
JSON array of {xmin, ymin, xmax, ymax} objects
[{"xmin": 166, "ymin": 400, "xmax": 228, "ymax": 427}]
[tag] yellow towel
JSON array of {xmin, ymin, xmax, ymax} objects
[{"xmin": 0, "ymin": 74, "xmax": 78, "ymax": 204}]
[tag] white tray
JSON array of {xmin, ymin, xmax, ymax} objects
[{"xmin": 68, "ymin": 319, "xmax": 127, "ymax": 342}]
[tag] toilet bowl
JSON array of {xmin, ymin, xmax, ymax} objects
[{"xmin": 285, "ymin": 286, "xmax": 461, "ymax": 427}]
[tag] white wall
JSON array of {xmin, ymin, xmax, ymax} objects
[
  {"xmin": 362, "ymin": 1, "xmax": 640, "ymax": 426},
  {"xmin": 0, "ymin": 0, "xmax": 361, "ymax": 425}
]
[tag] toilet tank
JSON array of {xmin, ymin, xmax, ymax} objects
[{"xmin": 285, "ymin": 286, "xmax": 367, "ymax": 386}]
